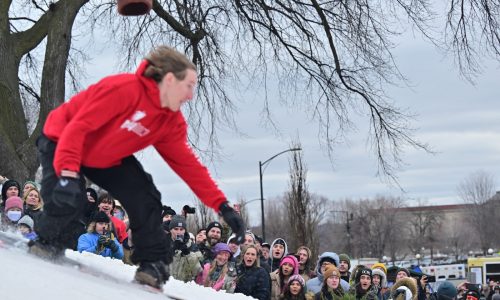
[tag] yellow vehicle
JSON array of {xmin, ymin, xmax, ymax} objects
[{"xmin": 467, "ymin": 256, "xmax": 500, "ymax": 284}]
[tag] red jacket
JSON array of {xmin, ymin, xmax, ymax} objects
[
  {"xmin": 43, "ymin": 60, "xmax": 226, "ymax": 211},
  {"xmin": 111, "ymin": 216, "xmax": 128, "ymax": 244}
]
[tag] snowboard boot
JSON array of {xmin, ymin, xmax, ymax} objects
[
  {"xmin": 134, "ymin": 260, "xmax": 170, "ymax": 289},
  {"xmin": 28, "ymin": 238, "xmax": 65, "ymax": 261}
]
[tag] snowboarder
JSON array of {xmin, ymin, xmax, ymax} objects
[{"xmin": 29, "ymin": 45, "xmax": 245, "ymax": 290}]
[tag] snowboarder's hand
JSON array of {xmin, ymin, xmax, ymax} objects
[
  {"xmin": 51, "ymin": 176, "xmax": 81, "ymax": 214},
  {"xmin": 219, "ymin": 202, "xmax": 245, "ymax": 244}
]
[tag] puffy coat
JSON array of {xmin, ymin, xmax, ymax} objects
[
  {"xmin": 169, "ymin": 237, "xmax": 203, "ymax": 283},
  {"xmin": 234, "ymin": 263, "xmax": 271, "ymax": 300}
]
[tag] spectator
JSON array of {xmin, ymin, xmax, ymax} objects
[
  {"xmin": 349, "ymin": 267, "xmax": 377, "ymax": 300},
  {"xmin": 168, "ymin": 215, "xmax": 202, "ymax": 282},
  {"xmin": 313, "ymin": 264, "xmax": 345, "ymax": 300},
  {"xmin": 1, "ymin": 196, "xmax": 24, "ymax": 230},
  {"xmin": 270, "ymin": 238, "xmax": 288, "ymax": 272},
  {"xmin": 271, "ymin": 254, "xmax": 300, "ymax": 300},
  {"xmin": 1, "ymin": 179, "xmax": 20, "ymax": 207},
  {"xmin": 97, "ymin": 193, "xmax": 128, "ymax": 243},
  {"xmin": 18, "ymin": 215, "xmax": 38, "ymax": 240},
  {"xmin": 201, "ymin": 221, "xmax": 224, "ymax": 264},
  {"xmin": 339, "ymin": 253, "xmax": 351, "ymax": 283},
  {"xmin": 296, "ymin": 246, "xmax": 316, "ymax": 281},
  {"xmin": 23, "ymin": 187, "xmax": 43, "ymax": 223},
  {"xmin": 196, "ymin": 242, "xmax": 236, "ymax": 292},
  {"xmin": 234, "ymin": 244, "xmax": 271, "ymax": 300},
  {"xmin": 389, "ymin": 277, "xmax": 418, "ymax": 300},
  {"xmin": 227, "ymin": 234, "xmax": 241, "ymax": 263},
  {"xmin": 113, "ymin": 200, "xmax": 128, "ymax": 224},
  {"xmin": 372, "ymin": 268, "xmax": 388, "ymax": 300},
  {"xmin": 307, "ymin": 252, "xmax": 350, "ymax": 294},
  {"xmin": 261, "ymin": 242, "xmax": 272, "ymax": 266},
  {"xmin": 282, "ymin": 274, "xmax": 308, "ymax": 300},
  {"xmin": 77, "ymin": 211, "xmax": 123, "ymax": 259},
  {"xmin": 161, "ymin": 205, "xmax": 176, "ymax": 222},
  {"xmin": 22, "ymin": 181, "xmax": 38, "ymax": 198},
  {"xmin": 430, "ymin": 281, "xmax": 457, "ymax": 300}
]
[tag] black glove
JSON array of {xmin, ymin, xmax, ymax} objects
[
  {"xmin": 51, "ymin": 176, "xmax": 81, "ymax": 215},
  {"xmin": 105, "ymin": 239, "xmax": 119, "ymax": 252},
  {"xmin": 173, "ymin": 239, "xmax": 190, "ymax": 256},
  {"xmin": 219, "ymin": 202, "xmax": 245, "ymax": 244},
  {"xmin": 98, "ymin": 234, "xmax": 108, "ymax": 246}
]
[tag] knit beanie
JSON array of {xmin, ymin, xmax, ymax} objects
[
  {"xmin": 1, "ymin": 180, "xmax": 21, "ymax": 201},
  {"xmin": 92, "ymin": 211, "xmax": 110, "ymax": 223},
  {"xmin": 212, "ymin": 242, "xmax": 232, "ymax": 255},
  {"xmin": 323, "ymin": 264, "xmax": 341, "ymax": 283},
  {"xmin": 5, "ymin": 196, "xmax": 24, "ymax": 211},
  {"xmin": 339, "ymin": 253, "xmax": 351, "ymax": 268},
  {"xmin": 18, "ymin": 215, "xmax": 34, "ymax": 230},
  {"xmin": 397, "ymin": 267, "xmax": 410, "ymax": 277},
  {"xmin": 288, "ymin": 274, "xmax": 306, "ymax": 287},
  {"xmin": 371, "ymin": 262, "xmax": 388, "ymax": 274},
  {"xmin": 437, "ymin": 281, "xmax": 457, "ymax": 300},
  {"xmin": 206, "ymin": 221, "xmax": 223, "ymax": 233},
  {"xmin": 280, "ymin": 255, "xmax": 299, "ymax": 275},
  {"xmin": 320, "ymin": 256, "xmax": 338, "ymax": 267},
  {"xmin": 356, "ymin": 267, "xmax": 372, "ymax": 283},
  {"xmin": 161, "ymin": 205, "xmax": 176, "ymax": 218},
  {"xmin": 169, "ymin": 215, "xmax": 187, "ymax": 230}
]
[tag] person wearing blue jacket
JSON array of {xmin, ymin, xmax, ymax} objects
[
  {"xmin": 77, "ymin": 211, "xmax": 123, "ymax": 259},
  {"xmin": 306, "ymin": 251, "xmax": 350, "ymax": 293}
]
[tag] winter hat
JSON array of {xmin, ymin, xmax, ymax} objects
[
  {"xmin": 206, "ymin": 221, "xmax": 223, "ymax": 233},
  {"xmin": 1, "ymin": 179, "xmax": 21, "ymax": 201},
  {"xmin": 323, "ymin": 264, "xmax": 341, "ymax": 283},
  {"xmin": 274, "ymin": 238, "xmax": 286, "ymax": 246},
  {"xmin": 372, "ymin": 262, "xmax": 388, "ymax": 274},
  {"xmin": 5, "ymin": 196, "xmax": 24, "ymax": 211},
  {"xmin": 168, "ymin": 215, "xmax": 186, "ymax": 230},
  {"xmin": 339, "ymin": 253, "xmax": 351, "ymax": 268},
  {"xmin": 288, "ymin": 274, "xmax": 306, "ymax": 287},
  {"xmin": 437, "ymin": 281, "xmax": 457, "ymax": 300},
  {"xmin": 262, "ymin": 242, "xmax": 271, "ymax": 250},
  {"xmin": 18, "ymin": 215, "xmax": 34, "ymax": 230},
  {"xmin": 355, "ymin": 267, "xmax": 372, "ymax": 283},
  {"xmin": 397, "ymin": 267, "xmax": 410, "ymax": 277},
  {"xmin": 86, "ymin": 187, "xmax": 98, "ymax": 202},
  {"xmin": 393, "ymin": 286, "xmax": 413, "ymax": 300},
  {"xmin": 23, "ymin": 180, "xmax": 39, "ymax": 191},
  {"xmin": 372, "ymin": 268, "xmax": 388, "ymax": 288},
  {"xmin": 213, "ymin": 242, "xmax": 232, "ymax": 255},
  {"xmin": 255, "ymin": 235, "xmax": 263, "ymax": 245},
  {"xmin": 92, "ymin": 211, "xmax": 110, "ymax": 223},
  {"xmin": 280, "ymin": 255, "xmax": 299, "ymax": 275}
]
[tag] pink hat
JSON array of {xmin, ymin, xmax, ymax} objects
[
  {"xmin": 280, "ymin": 255, "xmax": 299, "ymax": 275},
  {"xmin": 5, "ymin": 196, "xmax": 23, "ymax": 211}
]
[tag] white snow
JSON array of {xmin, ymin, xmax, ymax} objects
[{"xmin": 0, "ymin": 241, "xmax": 255, "ymax": 300}]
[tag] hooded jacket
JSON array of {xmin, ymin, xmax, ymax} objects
[
  {"xmin": 306, "ymin": 252, "xmax": 350, "ymax": 294},
  {"xmin": 42, "ymin": 60, "xmax": 226, "ymax": 211},
  {"xmin": 270, "ymin": 238, "xmax": 289, "ymax": 272}
]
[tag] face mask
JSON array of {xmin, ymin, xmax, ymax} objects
[{"xmin": 7, "ymin": 210, "xmax": 22, "ymax": 222}]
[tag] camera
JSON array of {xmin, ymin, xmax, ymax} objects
[
  {"xmin": 183, "ymin": 205, "xmax": 196, "ymax": 214},
  {"xmin": 175, "ymin": 234, "xmax": 184, "ymax": 242}
]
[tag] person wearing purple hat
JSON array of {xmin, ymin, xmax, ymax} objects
[{"xmin": 196, "ymin": 242, "xmax": 236, "ymax": 292}]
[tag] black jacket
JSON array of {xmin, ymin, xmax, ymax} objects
[{"xmin": 235, "ymin": 263, "xmax": 271, "ymax": 300}]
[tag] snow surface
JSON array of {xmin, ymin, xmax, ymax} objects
[{"xmin": 0, "ymin": 236, "xmax": 255, "ymax": 300}]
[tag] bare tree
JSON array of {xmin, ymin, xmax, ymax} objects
[
  {"xmin": 457, "ymin": 170, "xmax": 497, "ymax": 254},
  {"xmin": 235, "ymin": 196, "xmax": 250, "ymax": 230},
  {"xmin": 191, "ymin": 198, "xmax": 216, "ymax": 231},
  {"xmin": 0, "ymin": 0, "xmax": 88, "ymax": 183},
  {"xmin": 264, "ymin": 197, "xmax": 289, "ymax": 244},
  {"xmin": 406, "ymin": 199, "xmax": 443, "ymax": 260}
]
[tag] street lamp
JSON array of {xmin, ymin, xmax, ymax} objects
[
  {"xmin": 415, "ymin": 253, "xmax": 421, "ymax": 266},
  {"xmin": 259, "ymin": 147, "xmax": 302, "ymax": 241},
  {"xmin": 488, "ymin": 248, "xmax": 494, "ymax": 255}
]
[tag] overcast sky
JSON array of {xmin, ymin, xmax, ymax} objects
[{"xmin": 75, "ymin": 15, "xmax": 500, "ymax": 225}]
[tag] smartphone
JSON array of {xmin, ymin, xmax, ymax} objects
[{"xmin": 175, "ymin": 234, "xmax": 184, "ymax": 242}]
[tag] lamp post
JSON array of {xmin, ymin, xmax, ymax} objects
[
  {"xmin": 415, "ymin": 253, "xmax": 421, "ymax": 266},
  {"xmin": 259, "ymin": 147, "xmax": 302, "ymax": 241}
]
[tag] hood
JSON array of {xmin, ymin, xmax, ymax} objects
[
  {"xmin": 270, "ymin": 238, "xmax": 288, "ymax": 266},
  {"xmin": 315, "ymin": 252, "xmax": 340, "ymax": 280},
  {"xmin": 391, "ymin": 277, "xmax": 418, "ymax": 300},
  {"xmin": 135, "ymin": 60, "xmax": 163, "ymax": 110},
  {"xmin": 372, "ymin": 268, "xmax": 388, "ymax": 288}
]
